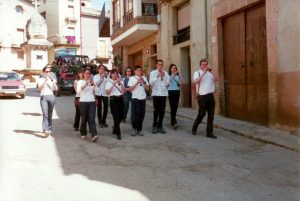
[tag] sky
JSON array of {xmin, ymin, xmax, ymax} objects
[{"xmin": 91, "ymin": 0, "xmax": 109, "ymax": 11}]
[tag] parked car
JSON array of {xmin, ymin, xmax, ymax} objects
[{"xmin": 0, "ymin": 72, "xmax": 26, "ymax": 99}]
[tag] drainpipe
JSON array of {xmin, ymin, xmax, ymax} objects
[
  {"xmin": 204, "ymin": 0, "xmax": 208, "ymax": 59},
  {"xmin": 80, "ymin": 0, "xmax": 82, "ymax": 55}
]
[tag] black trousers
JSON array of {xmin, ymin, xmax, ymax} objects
[
  {"xmin": 152, "ymin": 96, "xmax": 167, "ymax": 128},
  {"xmin": 79, "ymin": 101, "xmax": 97, "ymax": 137},
  {"xmin": 131, "ymin": 98, "xmax": 146, "ymax": 131},
  {"xmin": 193, "ymin": 93, "xmax": 215, "ymax": 135},
  {"xmin": 74, "ymin": 97, "xmax": 81, "ymax": 129},
  {"xmin": 168, "ymin": 90, "xmax": 180, "ymax": 126},
  {"xmin": 96, "ymin": 95, "xmax": 109, "ymax": 124},
  {"xmin": 110, "ymin": 96, "xmax": 124, "ymax": 136}
]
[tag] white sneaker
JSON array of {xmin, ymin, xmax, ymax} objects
[
  {"xmin": 131, "ymin": 129, "xmax": 137, "ymax": 136},
  {"xmin": 91, "ymin": 135, "xmax": 99, "ymax": 142},
  {"xmin": 81, "ymin": 136, "xmax": 86, "ymax": 140},
  {"xmin": 139, "ymin": 131, "xmax": 144, "ymax": 136},
  {"xmin": 44, "ymin": 131, "xmax": 49, "ymax": 138}
]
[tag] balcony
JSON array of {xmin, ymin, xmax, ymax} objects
[
  {"xmin": 123, "ymin": 9, "xmax": 133, "ymax": 25},
  {"xmin": 112, "ymin": 19, "xmax": 121, "ymax": 33},
  {"xmin": 65, "ymin": 17, "xmax": 77, "ymax": 23},
  {"xmin": 173, "ymin": 28, "xmax": 190, "ymax": 45},
  {"xmin": 47, "ymin": 35, "xmax": 80, "ymax": 47}
]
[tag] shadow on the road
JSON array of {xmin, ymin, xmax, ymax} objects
[
  {"xmin": 50, "ymin": 95, "xmax": 153, "ymax": 201},
  {"xmin": 22, "ymin": 112, "xmax": 42, "ymax": 116},
  {"xmin": 13, "ymin": 129, "xmax": 46, "ymax": 138}
]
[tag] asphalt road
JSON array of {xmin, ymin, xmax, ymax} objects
[{"xmin": 0, "ymin": 87, "xmax": 299, "ymax": 201}]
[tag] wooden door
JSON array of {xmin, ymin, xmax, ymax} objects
[{"xmin": 223, "ymin": 3, "xmax": 268, "ymax": 124}]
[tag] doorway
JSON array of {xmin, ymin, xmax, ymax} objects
[
  {"xmin": 223, "ymin": 3, "xmax": 268, "ymax": 124},
  {"xmin": 180, "ymin": 46, "xmax": 191, "ymax": 107}
]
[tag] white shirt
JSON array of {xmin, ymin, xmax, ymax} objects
[
  {"xmin": 149, "ymin": 69, "xmax": 169, "ymax": 96},
  {"xmin": 77, "ymin": 80, "xmax": 95, "ymax": 102},
  {"xmin": 93, "ymin": 74, "xmax": 109, "ymax": 96},
  {"xmin": 193, "ymin": 69, "xmax": 215, "ymax": 95},
  {"xmin": 105, "ymin": 78, "xmax": 124, "ymax": 96},
  {"xmin": 37, "ymin": 77, "xmax": 55, "ymax": 96},
  {"xmin": 128, "ymin": 76, "xmax": 149, "ymax": 100},
  {"xmin": 74, "ymin": 80, "xmax": 81, "ymax": 98}
]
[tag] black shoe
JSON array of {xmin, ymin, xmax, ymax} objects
[
  {"xmin": 157, "ymin": 127, "xmax": 166, "ymax": 134},
  {"xmin": 99, "ymin": 123, "xmax": 104, "ymax": 128},
  {"xmin": 207, "ymin": 134, "xmax": 217, "ymax": 139},
  {"xmin": 117, "ymin": 135, "xmax": 121, "ymax": 140},
  {"xmin": 192, "ymin": 130, "xmax": 197, "ymax": 135},
  {"xmin": 103, "ymin": 123, "xmax": 108, "ymax": 127},
  {"xmin": 152, "ymin": 126, "xmax": 157, "ymax": 134},
  {"xmin": 122, "ymin": 119, "xmax": 126, "ymax": 123},
  {"xmin": 173, "ymin": 124, "xmax": 178, "ymax": 130}
]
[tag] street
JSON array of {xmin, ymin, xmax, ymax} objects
[{"xmin": 0, "ymin": 86, "xmax": 299, "ymax": 201}]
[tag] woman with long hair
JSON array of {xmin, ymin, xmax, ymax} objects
[
  {"xmin": 122, "ymin": 66, "xmax": 133, "ymax": 123},
  {"xmin": 73, "ymin": 68, "xmax": 84, "ymax": 131},
  {"xmin": 77, "ymin": 69, "xmax": 98, "ymax": 142},
  {"xmin": 37, "ymin": 66, "xmax": 58, "ymax": 137},
  {"xmin": 168, "ymin": 64, "xmax": 184, "ymax": 129},
  {"xmin": 105, "ymin": 69, "xmax": 126, "ymax": 140}
]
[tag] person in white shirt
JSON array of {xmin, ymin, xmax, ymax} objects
[
  {"xmin": 192, "ymin": 59, "xmax": 218, "ymax": 139},
  {"xmin": 127, "ymin": 65, "xmax": 150, "ymax": 136},
  {"xmin": 77, "ymin": 69, "xmax": 98, "ymax": 142},
  {"xmin": 149, "ymin": 59, "xmax": 170, "ymax": 134},
  {"xmin": 37, "ymin": 66, "xmax": 58, "ymax": 137},
  {"xmin": 105, "ymin": 69, "xmax": 126, "ymax": 140},
  {"xmin": 93, "ymin": 65, "xmax": 109, "ymax": 128},
  {"xmin": 73, "ymin": 68, "xmax": 84, "ymax": 131}
]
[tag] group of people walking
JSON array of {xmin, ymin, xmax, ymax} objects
[{"xmin": 37, "ymin": 58, "xmax": 218, "ymax": 141}]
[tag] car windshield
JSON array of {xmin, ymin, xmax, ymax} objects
[{"xmin": 0, "ymin": 73, "xmax": 20, "ymax": 81}]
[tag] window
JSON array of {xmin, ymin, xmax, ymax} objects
[
  {"xmin": 123, "ymin": 0, "xmax": 133, "ymax": 13},
  {"xmin": 68, "ymin": 5, "xmax": 74, "ymax": 19},
  {"xmin": 15, "ymin": 5, "xmax": 24, "ymax": 14},
  {"xmin": 113, "ymin": 0, "xmax": 120, "ymax": 23},
  {"xmin": 41, "ymin": 12, "xmax": 46, "ymax": 19},
  {"xmin": 67, "ymin": 27, "xmax": 75, "ymax": 36},
  {"xmin": 142, "ymin": 3, "xmax": 157, "ymax": 16},
  {"xmin": 68, "ymin": 0, "xmax": 74, "ymax": 2},
  {"xmin": 177, "ymin": 2, "xmax": 190, "ymax": 31},
  {"xmin": 16, "ymin": 28, "xmax": 24, "ymax": 44},
  {"xmin": 17, "ymin": 51, "xmax": 24, "ymax": 60},
  {"xmin": 36, "ymin": 55, "xmax": 43, "ymax": 60}
]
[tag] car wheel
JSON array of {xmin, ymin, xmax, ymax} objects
[{"xmin": 20, "ymin": 94, "xmax": 25, "ymax": 99}]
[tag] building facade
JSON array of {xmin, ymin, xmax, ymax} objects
[
  {"xmin": 0, "ymin": 0, "xmax": 36, "ymax": 71},
  {"xmin": 110, "ymin": 0, "xmax": 159, "ymax": 75},
  {"xmin": 159, "ymin": 0, "xmax": 300, "ymax": 130}
]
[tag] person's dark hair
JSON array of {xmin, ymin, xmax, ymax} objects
[
  {"xmin": 134, "ymin": 65, "xmax": 142, "ymax": 71},
  {"xmin": 110, "ymin": 68, "xmax": 118, "ymax": 78},
  {"xmin": 156, "ymin": 59, "xmax": 163, "ymax": 64},
  {"xmin": 199, "ymin": 59, "xmax": 208, "ymax": 65},
  {"xmin": 42, "ymin": 66, "xmax": 50, "ymax": 72},
  {"xmin": 77, "ymin": 68, "xmax": 84, "ymax": 74},
  {"xmin": 125, "ymin": 66, "xmax": 133, "ymax": 75},
  {"xmin": 168, "ymin": 64, "xmax": 177, "ymax": 75}
]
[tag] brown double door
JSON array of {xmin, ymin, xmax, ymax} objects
[{"xmin": 223, "ymin": 3, "xmax": 268, "ymax": 124}]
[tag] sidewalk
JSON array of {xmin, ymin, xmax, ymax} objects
[{"xmin": 146, "ymin": 100, "xmax": 300, "ymax": 153}]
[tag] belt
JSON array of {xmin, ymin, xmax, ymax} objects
[{"xmin": 199, "ymin": 93, "xmax": 213, "ymax": 97}]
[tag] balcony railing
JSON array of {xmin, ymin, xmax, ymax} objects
[
  {"xmin": 173, "ymin": 28, "xmax": 190, "ymax": 45},
  {"xmin": 123, "ymin": 9, "xmax": 133, "ymax": 24},
  {"xmin": 65, "ymin": 17, "xmax": 77, "ymax": 23},
  {"xmin": 112, "ymin": 19, "xmax": 121, "ymax": 33}
]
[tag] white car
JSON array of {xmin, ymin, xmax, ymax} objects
[{"xmin": 0, "ymin": 72, "xmax": 26, "ymax": 99}]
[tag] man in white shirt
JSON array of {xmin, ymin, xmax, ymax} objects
[
  {"xmin": 128, "ymin": 65, "xmax": 150, "ymax": 136},
  {"xmin": 192, "ymin": 59, "xmax": 218, "ymax": 139},
  {"xmin": 149, "ymin": 59, "xmax": 170, "ymax": 134},
  {"xmin": 93, "ymin": 65, "xmax": 109, "ymax": 127}
]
